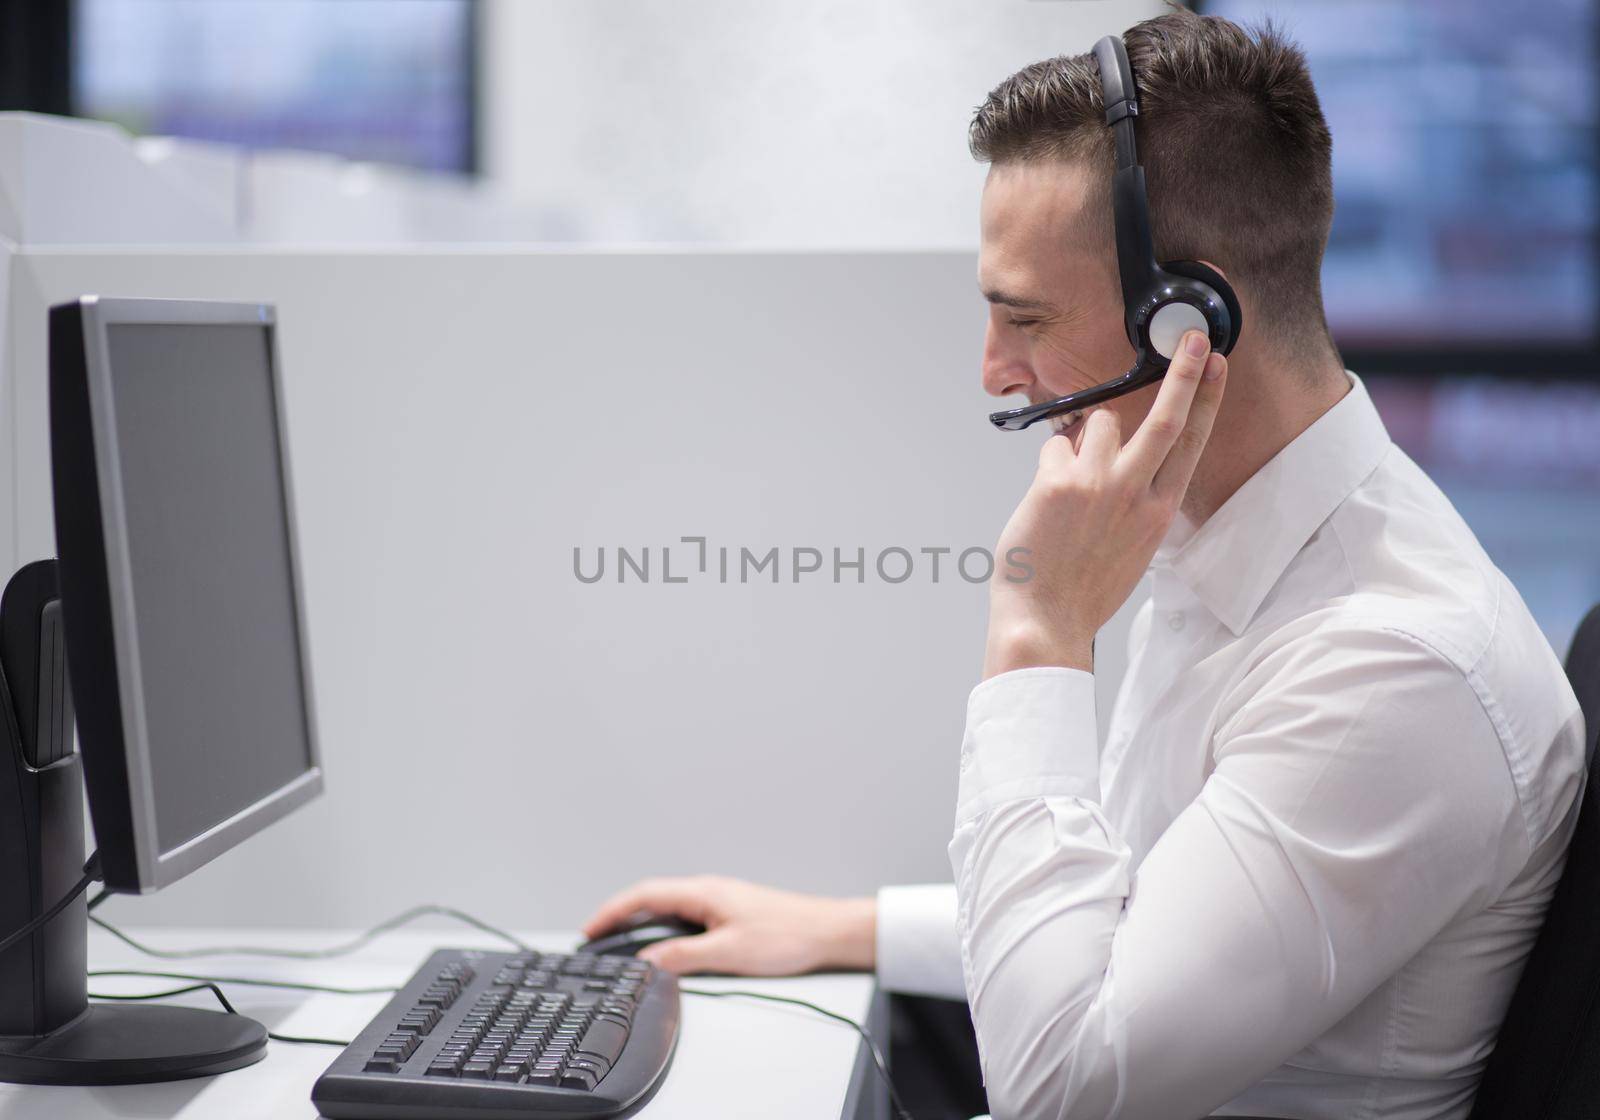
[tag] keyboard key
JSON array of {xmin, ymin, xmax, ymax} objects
[
  {"xmin": 578, "ymin": 1019, "xmax": 629, "ymax": 1067},
  {"xmin": 494, "ymin": 1063, "xmax": 525, "ymax": 1082},
  {"xmin": 567, "ymin": 1055, "xmax": 608, "ymax": 1081},
  {"xmin": 402, "ymin": 1006, "xmax": 441, "ymax": 1030},
  {"xmin": 559, "ymin": 1068, "xmax": 598, "ymax": 1091},
  {"xmin": 461, "ymin": 1061, "xmax": 495, "ymax": 1079}
]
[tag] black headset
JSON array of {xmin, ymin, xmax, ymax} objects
[{"xmin": 989, "ymin": 34, "xmax": 1242, "ymax": 432}]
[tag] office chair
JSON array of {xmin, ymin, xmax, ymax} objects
[{"xmin": 1465, "ymin": 602, "xmax": 1600, "ymax": 1120}]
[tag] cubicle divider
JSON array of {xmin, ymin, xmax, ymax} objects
[{"xmin": 3, "ymin": 246, "xmax": 1141, "ymax": 930}]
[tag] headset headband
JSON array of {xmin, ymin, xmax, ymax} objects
[{"xmin": 1092, "ymin": 35, "xmax": 1160, "ymax": 319}]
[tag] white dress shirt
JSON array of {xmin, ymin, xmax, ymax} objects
[{"xmin": 878, "ymin": 374, "xmax": 1586, "ymax": 1120}]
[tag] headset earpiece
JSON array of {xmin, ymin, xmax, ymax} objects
[
  {"xmin": 1161, "ymin": 259, "xmax": 1242, "ymax": 355},
  {"xmin": 1141, "ymin": 293, "xmax": 1212, "ymax": 362}
]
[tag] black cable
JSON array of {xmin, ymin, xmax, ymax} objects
[
  {"xmin": 86, "ymin": 981, "xmax": 351, "ymax": 1047},
  {"xmin": 0, "ymin": 851, "xmax": 101, "ymax": 957},
  {"xmin": 86, "ymin": 887, "xmax": 111, "ymax": 913},
  {"xmin": 263, "ymin": 1031, "xmax": 351, "ymax": 1047},
  {"xmin": 91, "ymin": 979, "xmax": 240, "ymax": 1012},
  {"xmin": 89, "ymin": 903, "xmax": 529, "ymax": 959},
  {"xmin": 89, "ymin": 969, "xmax": 398, "ymax": 996},
  {"xmin": 680, "ymin": 985, "xmax": 913, "ymax": 1120}
]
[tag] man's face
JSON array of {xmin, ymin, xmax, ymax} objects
[{"xmin": 978, "ymin": 160, "xmax": 1155, "ymax": 442}]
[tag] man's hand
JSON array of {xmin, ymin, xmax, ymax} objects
[
  {"xmin": 581, "ymin": 876, "xmax": 876, "ymax": 976},
  {"xmin": 986, "ymin": 330, "xmax": 1227, "ymax": 678}
]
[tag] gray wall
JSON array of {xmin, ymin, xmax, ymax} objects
[
  {"xmin": 10, "ymin": 247, "xmax": 1141, "ymax": 929},
  {"xmin": 480, "ymin": 0, "xmax": 1167, "ymax": 245}
]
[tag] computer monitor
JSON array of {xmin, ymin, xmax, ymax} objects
[
  {"xmin": 0, "ymin": 296, "xmax": 322, "ymax": 1084},
  {"xmin": 51, "ymin": 296, "xmax": 323, "ymax": 893}
]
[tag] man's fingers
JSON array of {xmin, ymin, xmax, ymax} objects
[
  {"xmin": 1037, "ymin": 421, "xmax": 1077, "ymax": 473},
  {"xmin": 1076, "ymin": 407, "xmax": 1121, "ymax": 471},
  {"xmin": 1151, "ymin": 351, "xmax": 1227, "ymax": 503},
  {"xmin": 582, "ymin": 878, "xmax": 715, "ymax": 939},
  {"xmin": 637, "ymin": 927, "xmax": 739, "ymax": 975},
  {"xmin": 1121, "ymin": 329, "xmax": 1212, "ymax": 483}
]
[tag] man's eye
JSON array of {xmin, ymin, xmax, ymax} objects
[{"xmin": 1007, "ymin": 317, "xmax": 1040, "ymax": 329}]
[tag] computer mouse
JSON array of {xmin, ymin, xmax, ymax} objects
[{"xmin": 577, "ymin": 914, "xmax": 707, "ymax": 958}]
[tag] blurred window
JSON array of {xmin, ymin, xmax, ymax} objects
[
  {"xmin": 1203, "ymin": 0, "xmax": 1597, "ymax": 367},
  {"xmin": 72, "ymin": 0, "xmax": 476, "ymax": 173}
]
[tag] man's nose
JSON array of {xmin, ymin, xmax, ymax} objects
[{"xmin": 981, "ymin": 320, "xmax": 1034, "ymax": 399}]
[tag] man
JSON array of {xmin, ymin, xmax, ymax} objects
[{"xmin": 584, "ymin": 11, "xmax": 1586, "ymax": 1119}]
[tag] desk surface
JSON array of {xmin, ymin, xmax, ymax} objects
[{"xmin": 0, "ymin": 927, "xmax": 878, "ymax": 1120}]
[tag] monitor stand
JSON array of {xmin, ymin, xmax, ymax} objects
[{"xmin": 0, "ymin": 559, "xmax": 267, "ymax": 1084}]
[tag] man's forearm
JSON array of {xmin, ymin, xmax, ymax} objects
[
  {"xmin": 983, "ymin": 622, "xmax": 1095, "ymax": 679},
  {"xmin": 816, "ymin": 895, "xmax": 877, "ymax": 971}
]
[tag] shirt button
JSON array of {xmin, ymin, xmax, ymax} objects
[{"xmin": 1167, "ymin": 611, "xmax": 1186, "ymax": 632}]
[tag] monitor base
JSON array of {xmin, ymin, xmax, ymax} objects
[{"xmin": 0, "ymin": 1002, "xmax": 268, "ymax": 1085}]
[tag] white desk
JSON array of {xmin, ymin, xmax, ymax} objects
[{"xmin": 0, "ymin": 928, "xmax": 884, "ymax": 1120}]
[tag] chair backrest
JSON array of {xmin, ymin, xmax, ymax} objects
[{"xmin": 1468, "ymin": 603, "xmax": 1600, "ymax": 1120}]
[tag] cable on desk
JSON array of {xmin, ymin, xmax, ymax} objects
[
  {"xmin": 86, "ymin": 981, "xmax": 351, "ymax": 1047},
  {"xmin": 86, "ymin": 903, "xmax": 912, "ymax": 1111},
  {"xmin": 89, "ymin": 903, "xmax": 530, "ymax": 959},
  {"xmin": 0, "ymin": 851, "xmax": 101, "ymax": 956},
  {"xmin": 680, "ymin": 985, "xmax": 914, "ymax": 1120},
  {"xmin": 89, "ymin": 968, "xmax": 399, "ymax": 996}
]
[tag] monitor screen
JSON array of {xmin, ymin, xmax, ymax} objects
[
  {"xmin": 103, "ymin": 321, "xmax": 315, "ymax": 856},
  {"xmin": 1198, "ymin": 0, "xmax": 1597, "ymax": 369}
]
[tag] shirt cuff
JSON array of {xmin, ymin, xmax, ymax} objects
[
  {"xmin": 875, "ymin": 883, "xmax": 967, "ymax": 1000},
  {"xmin": 956, "ymin": 666, "xmax": 1100, "ymax": 825}
]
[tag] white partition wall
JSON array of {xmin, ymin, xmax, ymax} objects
[{"xmin": 6, "ymin": 246, "xmax": 1142, "ymax": 929}]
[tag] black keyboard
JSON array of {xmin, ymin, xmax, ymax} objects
[{"xmin": 312, "ymin": 948, "xmax": 679, "ymax": 1119}]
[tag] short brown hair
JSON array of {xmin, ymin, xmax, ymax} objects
[{"xmin": 970, "ymin": 9, "xmax": 1334, "ymax": 347}]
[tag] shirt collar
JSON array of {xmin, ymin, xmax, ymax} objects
[{"xmin": 1154, "ymin": 372, "xmax": 1392, "ymax": 637}]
